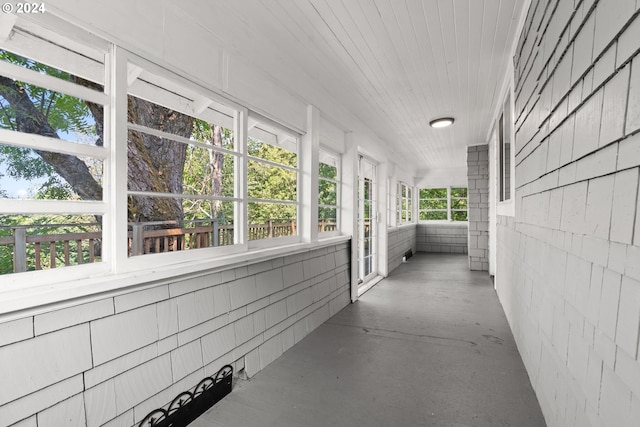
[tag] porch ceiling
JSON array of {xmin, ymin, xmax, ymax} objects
[{"xmin": 202, "ymin": 0, "xmax": 526, "ymax": 171}]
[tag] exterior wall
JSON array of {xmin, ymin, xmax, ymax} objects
[
  {"xmin": 497, "ymin": 1, "xmax": 640, "ymax": 427},
  {"xmin": 0, "ymin": 242, "xmax": 351, "ymax": 427},
  {"xmin": 387, "ymin": 224, "xmax": 417, "ymax": 274},
  {"xmin": 416, "ymin": 224, "xmax": 468, "ymax": 254},
  {"xmin": 467, "ymin": 145, "xmax": 490, "ymax": 271}
]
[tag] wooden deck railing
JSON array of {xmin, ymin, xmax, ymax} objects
[
  {"xmin": 1, "ymin": 219, "xmax": 337, "ymax": 273},
  {"xmin": 0, "ymin": 223, "xmax": 101, "ymax": 273}
]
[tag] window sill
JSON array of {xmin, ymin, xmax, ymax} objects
[
  {"xmin": 417, "ymin": 221, "xmax": 469, "ymax": 226},
  {"xmin": 387, "ymin": 223, "xmax": 417, "ymax": 232},
  {"xmin": 0, "ymin": 234, "xmax": 351, "ymax": 320}
]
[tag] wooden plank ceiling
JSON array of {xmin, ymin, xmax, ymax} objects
[{"xmin": 200, "ymin": 0, "xmax": 525, "ymax": 171}]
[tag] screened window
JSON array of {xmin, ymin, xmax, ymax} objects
[
  {"xmin": 397, "ymin": 182, "xmax": 413, "ymax": 224},
  {"xmin": 126, "ymin": 65, "xmax": 239, "ymax": 256},
  {"xmin": 247, "ymin": 119, "xmax": 299, "ymax": 240},
  {"xmin": 419, "ymin": 187, "xmax": 467, "ymax": 221},
  {"xmin": 0, "ymin": 22, "xmax": 108, "ymax": 275},
  {"xmin": 450, "ymin": 187, "xmax": 468, "ymax": 221},
  {"xmin": 499, "ymin": 93, "xmax": 512, "ymax": 201},
  {"xmin": 419, "ymin": 188, "xmax": 448, "ymax": 220},
  {"xmin": 318, "ymin": 149, "xmax": 339, "ymax": 233}
]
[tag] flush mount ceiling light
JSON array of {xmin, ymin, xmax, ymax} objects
[{"xmin": 429, "ymin": 117, "xmax": 455, "ymax": 128}]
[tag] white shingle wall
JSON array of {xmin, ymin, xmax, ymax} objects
[
  {"xmin": 416, "ymin": 224, "xmax": 469, "ymax": 254},
  {"xmin": 0, "ymin": 242, "xmax": 350, "ymax": 427},
  {"xmin": 387, "ymin": 225, "xmax": 417, "ymax": 273},
  {"xmin": 498, "ymin": 1, "xmax": 640, "ymax": 426},
  {"xmin": 468, "ymin": 145, "xmax": 490, "ymax": 271}
]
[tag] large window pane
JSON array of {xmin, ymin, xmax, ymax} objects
[
  {"xmin": 247, "ymin": 120, "xmax": 299, "ymax": 241},
  {"xmin": 319, "ymin": 162, "xmax": 337, "ymax": 180},
  {"xmin": 248, "ymin": 202, "xmax": 297, "ymax": 240},
  {"xmin": 419, "ymin": 187, "xmax": 468, "ymax": 222},
  {"xmin": 420, "ymin": 211, "xmax": 447, "ymax": 221},
  {"xmin": 247, "ymin": 160, "xmax": 296, "ymax": 201},
  {"xmin": 0, "ymin": 144, "xmax": 103, "ymax": 200},
  {"xmin": 318, "ymin": 207, "xmax": 337, "ymax": 232},
  {"xmin": 0, "ymin": 214, "xmax": 102, "ymax": 274},
  {"xmin": 319, "ymin": 179, "xmax": 337, "ymax": 206},
  {"xmin": 128, "ymin": 196, "xmax": 235, "ymax": 256},
  {"xmin": 452, "ymin": 211, "xmax": 468, "ymax": 222},
  {"xmin": 451, "ymin": 187, "xmax": 468, "ymax": 198},
  {"xmin": 318, "ymin": 149, "xmax": 339, "ymax": 233},
  {"xmin": 420, "ymin": 188, "xmax": 447, "ymax": 198},
  {"xmin": 0, "ymin": 50, "xmax": 104, "ymax": 146},
  {"xmin": 126, "ymin": 73, "xmax": 239, "ymax": 257},
  {"xmin": 248, "ymin": 137, "xmax": 297, "ymax": 168}
]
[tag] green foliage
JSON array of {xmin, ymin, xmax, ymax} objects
[
  {"xmin": 318, "ymin": 207, "xmax": 336, "ymax": 221},
  {"xmin": 451, "ymin": 198, "xmax": 467, "ymax": 210},
  {"xmin": 418, "ymin": 187, "xmax": 468, "ymax": 221},
  {"xmin": 0, "ymin": 50, "xmax": 98, "ymax": 137},
  {"xmin": 319, "ymin": 162, "xmax": 337, "ymax": 180},
  {"xmin": 420, "ymin": 188, "xmax": 447, "ymax": 199},
  {"xmin": 182, "ymin": 120, "xmax": 235, "ymax": 221},
  {"xmin": 0, "ymin": 49, "xmax": 99, "ymax": 200},
  {"xmin": 420, "ymin": 211, "xmax": 447, "ymax": 221},
  {"xmin": 247, "ymin": 137, "xmax": 297, "ymax": 221},
  {"xmin": 318, "ymin": 178, "xmax": 337, "ymax": 206},
  {"xmin": 451, "ymin": 187, "xmax": 467, "ymax": 198},
  {"xmin": 452, "ymin": 211, "xmax": 468, "ymax": 221},
  {"xmin": 421, "ymin": 199, "xmax": 447, "ymax": 210}
]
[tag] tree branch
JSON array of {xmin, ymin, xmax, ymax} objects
[{"xmin": 0, "ymin": 76, "xmax": 102, "ymax": 200}]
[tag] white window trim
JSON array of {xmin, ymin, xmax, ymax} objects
[
  {"xmin": 495, "ymin": 73, "xmax": 516, "ymax": 217},
  {"xmin": 396, "ymin": 181, "xmax": 413, "ymax": 225},
  {"xmin": 418, "ymin": 186, "xmax": 469, "ymax": 223},
  {"xmin": 318, "ymin": 146, "xmax": 341, "ymax": 238},
  {"xmin": 0, "ymin": 23, "xmax": 344, "ymax": 311}
]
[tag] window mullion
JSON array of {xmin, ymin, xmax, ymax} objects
[
  {"xmin": 236, "ymin": 108, "xmax": 248, "ymax": 246},
  {"xmin": 108, "ymin": 45, "xmax": 129, "ymax": 273}
]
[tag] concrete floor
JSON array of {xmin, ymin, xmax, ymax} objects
[{"xmin": 192, "ymin": 253, "xmax": 546, "ymax": 427}]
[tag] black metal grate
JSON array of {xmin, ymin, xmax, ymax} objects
[{"xmin": 138, "ymin": 365, "xmax": 233, "ymax": 427}]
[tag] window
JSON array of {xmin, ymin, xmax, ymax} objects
[
  {"xmin": 450, "ymin": 187, "xmax": 468, "ymax": 221},
  {"xmin": 318, "ymin": 148, "xmax": 339, "ymax": 233},
  {"xmin": 0, "ymin": 17, "xmax": 325, "ymax": 291},
  {"xmin": 419, "ymin": 187, "xmax": 468, "ymax": 221},
  {"xmin": 499, "ymin": 93, "xmax": 512, "ymax": 201},
  {"xmin": 126, "ymin": 64, "xmax": 240, "ymax": 255},
  {"xmin": 0, "ymin": 20, "xmax": 108, "ymax": 276},
  {"xmin": 397, "ymin": 182, "xmax": 413, "ymax": 224},
  {"xmin": 247, "ymin": 118, "xmax": 299, "ymax": 241}
]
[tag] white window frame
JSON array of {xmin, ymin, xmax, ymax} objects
[
  {"xmin": 318, "ymin": 146, "xmax": 340, "ymax": 237},
  {"xmin": 0, "ymin": 17, "xmax": 111, "ymax": 290},
  {"xmin": 397, "ymin": 182, "xmax": 413, "ymax": 225},
  {"xmin": 120, "ymin": 53, "xmax": 248, "ymax": 272},
  {"xmin": 418, "ymin": 187, "xmax": 468, "ymax": 223},
  {"xmin": 496, "ymin": 82, "xmax": 515, "ymax": 217},
  {"xmin": 0, "ymin": 20, "xmax": 316, "ymax": 300},
  {"xmin": 246, "ymin": 112, "xmax": 301, "ymax": 249}
]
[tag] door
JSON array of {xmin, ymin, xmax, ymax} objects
[{"xmin": 357, "ymin": 156, "xmax": 377, "ymax": 287}]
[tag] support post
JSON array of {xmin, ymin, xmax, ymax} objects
[{"xmin": 13, "ymin": 227, "xmax": 27, "ymax": 273}]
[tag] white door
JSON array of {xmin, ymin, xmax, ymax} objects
[{"xmin": 358, "ymin": 156, "xmax": 377, "ymax": 286}]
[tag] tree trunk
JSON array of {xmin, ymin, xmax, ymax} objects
[
  {"xmin": 0, "ymin": 76, "xmax": 103, "ymax": 201},
  {"xmin": 127, "ymin": 95, "xmax": 193, "ymax": 222},
  {"xmin": 209, "ymin": 124, "xmax": 224, "ymax": 218},
  {"xmin": 0, "ymin": 76, "xmax": 194, "ymax": 226}
]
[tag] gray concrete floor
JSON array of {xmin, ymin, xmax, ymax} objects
[{"xmin": 192, "ymin": 253, "xmax": 546, "ymax": 427}]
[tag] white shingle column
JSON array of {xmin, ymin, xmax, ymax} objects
[{"xmin": 467, "ymin": 145, "xmax": 489, "ymax": 271}]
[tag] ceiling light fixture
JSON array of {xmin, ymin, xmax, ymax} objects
[{"xmin": 429, "ymin": 117, "xmax": 455, "ymax": 128}]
